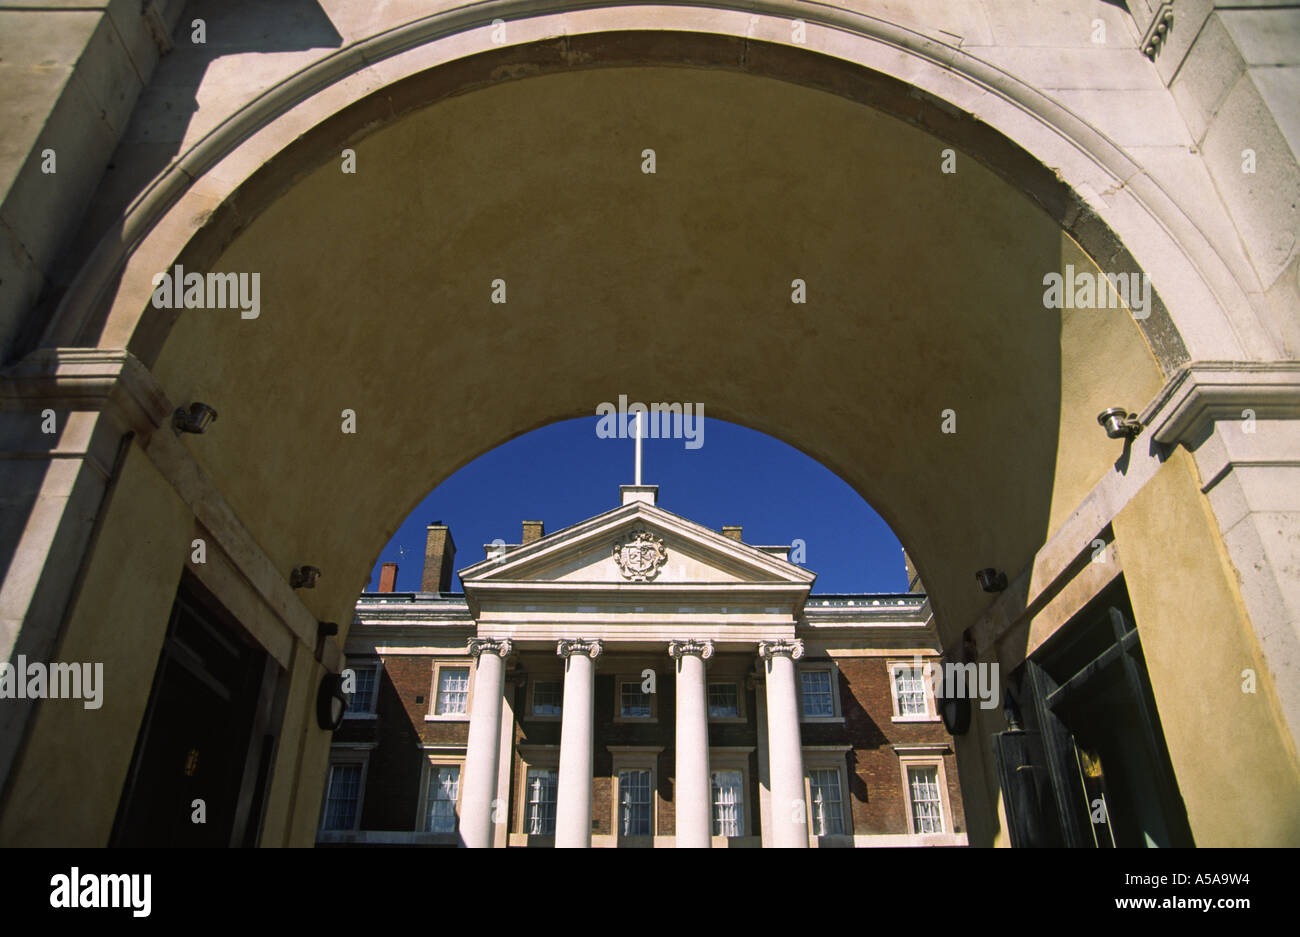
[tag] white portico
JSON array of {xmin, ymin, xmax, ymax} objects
[{"xmin": 456, "ymin": 485, "xmax": 817, "ymax": 848}]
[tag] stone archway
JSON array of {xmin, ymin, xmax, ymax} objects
[{"xmin": 2, "ymin": 9, "xmax": 1297, "ymax": 847}]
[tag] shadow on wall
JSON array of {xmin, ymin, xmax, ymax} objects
[
  {"xmin": 350, "ymin": 665, "xmax": 423, "ymax": 834},
  {"xmin": 19, "ymin": 0, "xmax": 343, "ymax": 358}
]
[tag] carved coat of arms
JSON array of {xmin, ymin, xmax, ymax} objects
[{"xmin": 612, "ymin": 528, "xmax": 668, "ymax": 582}]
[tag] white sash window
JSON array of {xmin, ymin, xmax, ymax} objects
[
  {"xmin": 425, "ymin": 765, "xmax": 460, "ymax": 833},
  {"xmin": 525, "ymin": 768, "xmax": 558, "ymax": 835},
  {"xmin": 619, "ymin": 769, "xmax": 652, "ymax": 835},
  {"xmin": 809, "ymin": 768, "xmax": 845, "ymax": 835},
  {"xmin": 711, "ymin": 770, "xmax": 744, "ymax": 837},
  {"xmin": 908, "ymin": 766, "xmax": 944, "ymax": 834}
]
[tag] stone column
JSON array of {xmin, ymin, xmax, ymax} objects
[
  {"xmin": 669, "ymin": 639, "xmax": 714, "ymax": 848},
  {"xmin": 555, "ymin": 638, "xmax": 602, "ymax": 847},
  {"xmin": 759, "ymin": 639, "xmax": 809, "ymax": 848},
  {"xmin": 461, "ymin": 637, "xmax": 512, "ymax": 848}
]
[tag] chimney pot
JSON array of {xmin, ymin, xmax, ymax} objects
[{"xmin": 721, "ymin": 526, "xmax": 743, "ymax": 542}]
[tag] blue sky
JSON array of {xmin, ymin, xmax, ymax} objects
[{"xmin": 367, "ymin": 416, "xmax": 907, "ymax": 594}]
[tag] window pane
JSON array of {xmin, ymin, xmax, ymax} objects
[
  {"xmin": 323, "ymin": 763, "xmax": 361, "ymax": 830},
  {"xmin": 711, "ymin": 770, "xmax": 744, "ymax": 837},
  {"xmin": 526, "ymin": 768, "xmax": 558, "ymax": 835},
  {"xmin": 620, "ymin": 682, "xmax": 651, "ymax": 718},
  {"xmin": 895, "ymin": 665, "xmax": 927, "ymax": 716},
  {"xmin": 533, "ymin": 680, "xmax": 562, "ymax": 716},
  {"xmin": 619, "ymin": 769, "xmax": 652, "ymax": 836},
  {"xmin": 436, "ymin": 667, "xmax": 469, "ymax": 715},
  {"xmin": 810, "ymin": 768, "xmax": 844, "ymax": 835},
  {"xmin": 908, "ymin": 766, "xmax": 944, "ymax": 834},
  {"xmin": 425, "ymin": 765, "xmax": 460, "ymax": 833},
  {"xmin": 349, "ymin": 666, "xmax": 376, "ymax": 713},
  {"xmin": 800, "ymin": 670, "xmax": 834, "ymax": 717},
  {"xmin": 708, "ymin": 683, "xmax": 739, "ymax": 718}
]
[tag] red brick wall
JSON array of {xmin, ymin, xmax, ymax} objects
[
  {"xmin": 819, "ymin": 654, "xmax": 966, "ymax": 836},
  {"xmin": 335, "ymin": 654, "xmax": 471, "ymax": 831}
]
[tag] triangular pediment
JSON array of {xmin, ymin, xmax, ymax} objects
[{"xmin": 459, "ymin": 502, "xmax": 815, "ymax": 588}]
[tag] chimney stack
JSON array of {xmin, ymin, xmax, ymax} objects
[
  {"xmin": 721, "ymin": 526, "xmax": 743, "ymax": 542},
  {"xmin": 422, "ymin": 522, "xmax": 457, "ymax": 593},
  {"xmin": 902, "ymin": 548, "xmax": 925, "ymax": 594},
  {"xmin": 378, "ymin": 562, "xmax": 399, "ymax": 592},
  {"xmin": 522, "ymin": 520, "xmax": 545, "ymax": 544}
]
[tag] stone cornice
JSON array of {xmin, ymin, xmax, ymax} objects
[
  {"xmin": 1143, "ymin": 360, "xmax": 1300, "ymax": 446},
  {"xmin": 0, "ymin": 347, "xmax": 171, "ymax": 436}
]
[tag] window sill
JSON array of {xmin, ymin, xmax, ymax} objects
[
  {"xmin": 892, "ymin": 715, "xmax": 942, "ymax": 723},
  {"xmin": 425, "ymin": 714, "xmax": 469, "ymax": 722},
  {"xmin": 800, "ymin": 716, "xmax": 845, "ymax": 724},
  {"xmin": 342, "ymin": 712, "xmax": 378, "ymax": 720}
]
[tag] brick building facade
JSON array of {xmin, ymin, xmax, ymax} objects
[{"xmin": 318, "ymin": 486, "xmax": 966, "ymax": 847}]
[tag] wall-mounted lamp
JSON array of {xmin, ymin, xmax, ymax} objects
[
  {"xmin": 975, "ymin": 568, "xmax": 1007, "ymax": 593},
  {"xmin": 1097, "ymin": 407, "xmax": 1142, "ymax": 440},
  {"xmin": 938, "ymin": 630, "xmax": 977, "ymax": 735},
  {"xmin": 173, "ymin": 401, "xmax": 218, "ymax": 435},
  {"xmin": 291, "ymin": 565, "xmax": 322, "ymax": 589},
  {"xmin": 316, "ymin": 672, "xmax": 350, "ymax": 731},
  {"xmin": 317, "ymin": 621, "xmax": 339, "ymax": 640},
  {"xmin": 939, "ymin": 694, "xmax": 972, "ymax": 736}
]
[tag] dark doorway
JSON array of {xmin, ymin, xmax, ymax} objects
[
  {"xmin": 110, "ymin": 575, "xmax": 283, "ymax": 846},
  {"xmin": 994, "ymin": 579, "xmax": 1194, "ymax": 847}
]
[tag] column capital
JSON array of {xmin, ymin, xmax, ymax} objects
[
  {"xmin": 556, "ymin": 638, "xmax": 603, "ymax": 660},
  {"xmin": 758, "ymin": 639, "xmax": 804, "ymax": 661},
  {"xmin": 467, "ymin": 637, "xmax": 513, "ymax": 659},
  {"xmin": 668, "ymin": 639, "xmax": 714, "ymax": 661}
]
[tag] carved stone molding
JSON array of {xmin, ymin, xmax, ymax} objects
[
  {"xmin": 611, "ymin": 527, "xmax": 668, "ymax": 582},
  {"xmin": 1142, "ymin": 360, "xmax": 1300, "ymax": 446},
  {"xmin": 1134, "ymin": 1, "xmax": 1175, "ymax": 61},
  {"xmin": 556, "ymin": 638, "xmax": 603, "ymax": 660},
  {"xmin": 668, "ymin": 639, "xmax": 715, "ymax": 661},
  {"xmin": 757, "ymin": 638, "xmax": 804, "ymax": 661},
  {"xmin": 0, "ymin": 347, "xmax": 172, "ymax": 438},
  {"xmin": 467, "ymin": 637, "xmax": 513, "ymax": 659}
]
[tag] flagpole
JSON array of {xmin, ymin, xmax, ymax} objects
[{"xmin": 635, "ymin": 411, "xmax": 642, "ymax": 486}]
